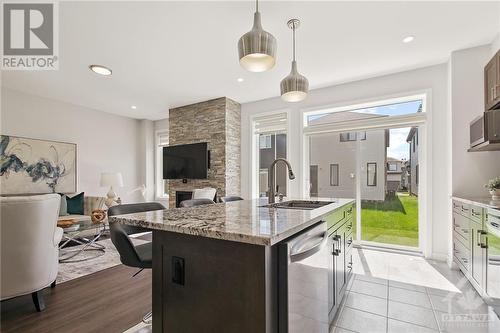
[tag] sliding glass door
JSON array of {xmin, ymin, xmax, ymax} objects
[
  {"xmin": 306, "ymin": 97, "xmax": 424, "ymax": 250},
  {"xmin": 359, "ymin": 127, "xmax": 419, "ymax": 248}
]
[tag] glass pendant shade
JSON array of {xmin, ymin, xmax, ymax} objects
[
  {"xmin": 280, "ymin": 60, "xmax": 309, "ymax": 102},
  {"xmin": 238, "ymin": 12, "xmax": 277, "ymax": 72}
]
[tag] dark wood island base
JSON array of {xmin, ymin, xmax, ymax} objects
[{"xmin": 152, "ymin": 230, "xmax": 278, "ymax": 333}]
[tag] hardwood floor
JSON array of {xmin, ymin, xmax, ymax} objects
[{"xmin": 1, "ymin": 265, "xmax": 151, "ymax": 333}]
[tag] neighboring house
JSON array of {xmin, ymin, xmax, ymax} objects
[
  {"xmin": 406, "ymin": 126, "xmax": 419, "ymax": 196},
  {"xmin": 386, "ymin": 157, "xmax": 403, "ymax": 194},
  {"xmin": 309, "ymin": 112, "xmax": 388, "ymax": 201}
]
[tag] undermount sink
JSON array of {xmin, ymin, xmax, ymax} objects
[{"xmin": 262, "ymin": 200, "xmax": 335, "ymax": 210}]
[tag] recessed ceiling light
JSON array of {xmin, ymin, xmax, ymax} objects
[
  {"xmin": 131, "ymin": 105, "xmax": 137, "ymax": 110},
  {"xmin": 402, "ymin": 36, "xmax": 415, "ymax": 43},
  {"xmin": 237, "ymin": 78, "xmax": 244, "ymax": 82},
  {"xmin": 89, "ymin": 64, "xmax": 112, "ymax": 76}
]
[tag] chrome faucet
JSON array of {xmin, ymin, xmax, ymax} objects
[{"xmin": 268, "ymin": 158, "xmax": 295, "ymax": 204}]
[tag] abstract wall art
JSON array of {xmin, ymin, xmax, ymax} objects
[{"xmin": 0, "ymin": 135, "xmax": 77, "ymax": 195}]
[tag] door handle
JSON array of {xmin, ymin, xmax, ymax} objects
[{"xmin": 290, "ymin": 231, "xmax": 329, "ymax": 262}]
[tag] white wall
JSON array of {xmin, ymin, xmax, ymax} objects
[
  {"xmin": 1, "ymin": 88, "xmax": 145, "ymax": 203},
  {"xmin": 241, "ymin": 64, "xmax": 449, "ymax": 260},
  {"xmin": 450, "ymin": 45, "xmax": 500, "ymax": 197}
]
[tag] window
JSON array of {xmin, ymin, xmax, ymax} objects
[
  {"xmin": 259, "ymin": 134, "xmax": 272, "ymax": 149},
  {"xmin": 253, "ymin": 113, "xmax": 288, "ymax": 198},
  {"xmin": 156, "ymin": 130, "xmax": 169, "ymax": 198},
  {"xmin": 413, "ymin": 137, "xmax": 416, "ymax": 152},
  {"xmin": 388, "ymin": 163, "xmax": 397, "ymax": 171},
  {"xmin": 340, "ymin": 131, "xmax": 366, "ymax": 142},
  {"xmin": 330, "ymin": 164, "xmax": 339, "ymax": 186},
  {"xmin": 259, "ymin": 169, "xmax": 269, "ymax": 197},
  {"xmin": 367, "ymin": 163, "xmax": 377, "ymax": 186}
]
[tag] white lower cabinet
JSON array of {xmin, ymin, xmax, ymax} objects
[{"xmin": 452, "ymin": 199, "xmax": 492, "ymax": 300}]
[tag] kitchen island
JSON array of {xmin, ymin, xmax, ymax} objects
[{"xmin": 109, "ymin": 198, "xmax": 355, "ymax": 333}]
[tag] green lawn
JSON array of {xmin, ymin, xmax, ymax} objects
[{"xmin": 360, "ymin": 192, "xmax": 419, "ymax": 247}]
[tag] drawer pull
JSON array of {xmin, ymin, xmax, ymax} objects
[
  {"xmin": 471, "ymin": 210, "xmax": 481, "ymax": 217},
  {"xmin": 461, "ymin": 206, "xmax": 469, "ymax": 212}
]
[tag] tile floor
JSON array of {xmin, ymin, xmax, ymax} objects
[
  {"xmin": 124, "ymin": 248, "xmax": 500, "ymax": 333},
  {"xmin": 330, "ymin": 248, "xmax": 500, "ymax": 333}
]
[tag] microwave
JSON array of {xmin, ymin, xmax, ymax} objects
[{"xmin": 470, "ymin": 110, "xmax": 500, "ymax": 151}]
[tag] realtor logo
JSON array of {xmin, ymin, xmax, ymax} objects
[{"xmin": 2, "ymin": 2, "xmax": 58, "ymax": 70}]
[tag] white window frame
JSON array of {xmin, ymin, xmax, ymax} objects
[
  {"xmin": 302, "ymin": 91, "xmax": 430, "ymax": 256},
  {"xmin": 249, "ymin": 110, "xmax": 291, "ymax": 199},
  {"xmin": 155, "ymin": 129, "xmax": 169, "ymax": 199}
]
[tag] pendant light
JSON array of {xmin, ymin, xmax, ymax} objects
[
  {"xmin": 280, "ymin": 19, "xmax": 309, "ymax": 102},
  {"xmin": 238, "ymin": 0, "xmax": 277, "ymax": 72}
]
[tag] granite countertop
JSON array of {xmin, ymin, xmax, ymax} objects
[
  {"xmin": 108, "ymin": 198, "xmax": 355, "ymax": 246},
  {"xmin": 452, "ymin": 196, "xmax": 500, "ymax": 209}
]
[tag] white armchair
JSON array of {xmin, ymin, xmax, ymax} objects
[
  {"xmin": 192, "ymin": 187, "xmax": 217, "ymax": 201},
  {"xmin": 0, "ymin": 194, "xmax": 63, "ymax": 311}
]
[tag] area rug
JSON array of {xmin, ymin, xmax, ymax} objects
[{"xmin": 57, "ymin": 236, "xmax": 149, "ymax": 284}]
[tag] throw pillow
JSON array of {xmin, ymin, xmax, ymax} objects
[
  {"xmin": 58, "ymin": 194, "xmax": 68, "ymax": 216},
  {"xmin": 66, "ymin": 192, "xmax": 85, "ymax": 215}
]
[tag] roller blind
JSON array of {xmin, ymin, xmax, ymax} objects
[{"xmin": 253, "ymin": 113, "xmax": 287, "ymax": 134}]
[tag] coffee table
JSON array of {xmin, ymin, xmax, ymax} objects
[{"xmin": 59, "ymin": 220, "xmax": 106, "ymax": 263}]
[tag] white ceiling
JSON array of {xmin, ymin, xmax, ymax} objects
[{"xmin": 2, "ymin": 1, "xmax": 499, "ymax": 120}]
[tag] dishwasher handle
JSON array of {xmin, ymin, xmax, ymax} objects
[{"xmin": 290, "ymin": 231, "xmax": 329, "ymax": 263}]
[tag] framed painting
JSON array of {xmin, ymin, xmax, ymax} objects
[{"xmin": 0, "ymin": 135, "xmax": 77, "ymax": 195}]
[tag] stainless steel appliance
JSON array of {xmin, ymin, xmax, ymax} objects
[
  {"xmin": 486, "ymin": 208, "xmax": 500, "ymax": 312},
  {"xmin": 278, "ymin": 221, "xmax": 331, "ymax": 333},
  {"xmin": 469, "ymin": 110, "xmax": 500, "ymax": 151}
]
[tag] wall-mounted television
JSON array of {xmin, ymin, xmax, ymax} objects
[{"xmin": 163, "ymin": 142, "xmax": 208, "ymax": 180}]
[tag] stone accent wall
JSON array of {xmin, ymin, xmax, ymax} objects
[{"xmin": 168, "ymin": 97, "xmax": 241, "ymax": 207}]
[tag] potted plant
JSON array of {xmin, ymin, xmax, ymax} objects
[{"xmin": 485, "ymin": 177, "xmax": 500, "ymax": 200}]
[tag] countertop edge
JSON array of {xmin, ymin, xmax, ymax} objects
[
  {"xmin": 452, "ymin": 196, "xmax": 500, "ymax": 210},
  {"xmin": 109, "ymin": 199, "xmax": 356, "ymax": 247}
]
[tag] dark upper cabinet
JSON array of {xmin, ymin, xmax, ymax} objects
[{"xmin": 485, "ymin": 49, "xmax": 500, "ymax": 110}]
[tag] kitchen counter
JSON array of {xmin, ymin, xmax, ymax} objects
[
  {"xmin": 109, "ymin": 198, "xmax": 355, "ymax": 333},
  {"xmin": 109, "ymin": 197, "xmax": 354, "ymax": 246},
  {"xmin": 452, "ymin": 196, "xmax": 500, "ymax": 209}
]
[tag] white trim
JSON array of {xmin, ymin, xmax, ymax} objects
[{"xmin": 154, "ymin": 129, "xmax": 169, "ymax": 200}]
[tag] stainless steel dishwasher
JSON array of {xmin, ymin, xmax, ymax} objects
[{"xmin": 278, "ymin": 221, "xmax": 331, "ymax": 333}]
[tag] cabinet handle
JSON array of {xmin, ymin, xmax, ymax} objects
[
  {"xmin": 332, "ymin": 249, "xmax": 340, "ymax": 256},
  {"xmin": 461, "ymin": 206, "xmax": 469, "ymax": 212},
  {"xmin": 471, "ymin": 210, "xmax": 481, "ymax": 217},
  {"xmin": 480, "ymin": 232, "xmax": 488, "ymax": 249},
  {"xmin": 461, "ymin": 258, "xmax": 468, "ymax": 264}
]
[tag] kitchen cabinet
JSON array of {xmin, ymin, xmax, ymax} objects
[
  {"xmin": 326, "ymin": 203, "xmax": 354, "ymax": 323},
  {"xmin": 452, "ymin": 198, "xmax": 500, "ymax": 313},
  {"xmin": 485, "ymin": 49, "xmax": 500, "ymax": 110}
]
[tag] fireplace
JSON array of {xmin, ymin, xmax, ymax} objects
[{"xmin": 175, "ymin": 191, "xmax": 193, "ymax": 208}]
